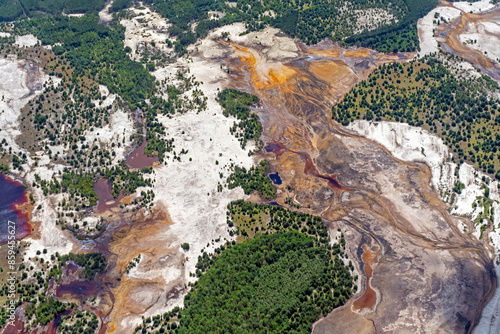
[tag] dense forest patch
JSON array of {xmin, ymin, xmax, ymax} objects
[
  {"xmin": 142, "ymin": 0, "xmax": 437, "ymax": 53},
  {"xmin": 14, "ymin": 14, "xmax": 155, "ymax": 108},
  {"xmin": 0, "ymin": 0, "xmax": 106, "ymax": 21},
  {"xmin": 217, "ymin": 88, "xmax": 262, "ymax": 150},
  {"xmin": 332, "ymin": 56, "xmax": 500, "ymax": 178},
  {"xmin": 178, "ymin": 231, "xmax": 349, "ymax": 334},
  {"xmin": 0, "ymin": 0, "xmax": 440, "ymax": 52},
  {"xmin": 136, "ymin": 201, "xmax": 354, "ymax": 333},
  {"xmin": 227, "ymin": 160, "xmax": 276, "ymax": 200}
]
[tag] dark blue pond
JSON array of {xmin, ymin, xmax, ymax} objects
[
  {"xmin": 0, "ymin": 173, "xmax": 30, "ymax": 243},
  {"xmin": 269, "ymin": 172, "xmax": 282, "ymax": 185}
]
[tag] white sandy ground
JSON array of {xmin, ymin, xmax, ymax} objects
[
  {"xmin": 459, "ymin": 20, "xmax": 500, "ymax": 62},
  {"xmin": 417, "ymin": 0, "xmax": 496, "ymax": 57},
  {"xmin": 120, "ymin": 6, "xmax": 174, "ymax": 62},
  {"xmin": 117, "ymin": 15, "xmax": 265, "ymax": 328},
  {"xmin": 82, "ymin": 108, "xmax": 134, "ymax": 163},
  {"xmin": 0, "ymin": 32, "xmax": 11, "ymax": 38},
  {"xmin": 95, "ymin": 84, "xmax": 116, "ymax": 108},
  {"xmin": 99, "ymin": 0, "xmax": 114, "ymax": 23},
  {"xmin": 347, "ymin": 120, "xmax": 500, "ymax": 333},
  {"xmin": 14, "ymin": 34, "xmax": 39, "ymax": 48},
  {"xmin": 0, "ymin": 57, "xmax": 75, "ymax": 267},
  {"xmin": 208, "ymin": 22, "xmax": 299, "ymax": 60}
]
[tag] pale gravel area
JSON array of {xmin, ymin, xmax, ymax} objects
[
  {"xmin": 119, "ymin": 15, "xmax": 260, "ymax": 328},
  {"xmin": 347, "ymin": 119, "xmax": 500, "ymax": 334},
  {"xmin": 418, "ymin": 7, "xmax": 461, "ymax": 57},
  {"xmin": 0, "ymin": 57, "xmax": 75, "ymax": 266},
  {"xmin": 120, "ymin": 6, "xmax": 174, "ymax": 62},
  {"xmin": 14, "ymin": 34, "xmax": 39, "ymax": 47},
  {"xmin": 459, "ymin": 20, "xmax": 500, "ymax": 62},
  {"xmin": 116, "ymin": 16, "xmax": 309, "ymax": 331},
  {"xmin": 418, "ymin": 0, "xmax": 498, "ymax": 58},
  {"xmin": 83, "ymin": 109, "xmax": 134, "ymax": 163}
]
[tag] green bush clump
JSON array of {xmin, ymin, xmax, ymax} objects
[
  {"xmin": 0, "ymin": 0, "xmax": 107, "ymax": 21},
  {"xmin": 179, "ymin": 231, "xmax": 352, "ymax": 334},
  {"xmin": 217, "ymin": 88, "xmax": 262, "ymax": 149},
  {"xmin": 58, "ymin": 253, "xmax": 107, "ymax": 279},
  {"xmin": 227, "ymin": 160, "xmax": 276, "ymax": 199}
]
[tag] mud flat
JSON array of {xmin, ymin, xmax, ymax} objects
[
  {"xmin": 419, "ymin": 0, "xmax": 500, "ymax": 79},
  {"xmin": 352, "ymin": 243, "xmax": 381, "ymax": 314},
  {"xmin": 348, "ymin": 119, "xmax": 500, "ymax": 333},
  {"xmin": 211, "ymin": 32, "xmax": 495, "ymax": 333}
]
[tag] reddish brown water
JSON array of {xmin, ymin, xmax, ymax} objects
[
  {"xmin": 7, "ymin": 307, "xmax": 72, "ymax": 333},
  {"xmin": 265, "ymin": 142, "xmax": 287, "ymax": 156},
  {"xmin": 125, "ymin": 136, "xmax": 158, "ymax": 169},
  {"xmin": 0, "ymin": 173, "xmax": 31, "ymax": 243},
  {"xmin": 53, "ymin": 260, "xmax": 112, "ymax": 334},
  {"xmin": 94, "ymin": 178, "xmax": 123, "ymax": 213},
  {"xmin": 295, "ymin": 151, "xmax": 354, "ymax": 192},
  {"xmin": 352, "ymin": 244, "xmax": 380, "ymax": 312},
  {"xmin": 265, "ymin": 143, "xmax": 353, "ymax": 193}
]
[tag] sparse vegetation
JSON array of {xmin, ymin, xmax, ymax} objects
[
  {"xmin": 0, "ymin": 245, "xmax": 104, "ymax": 327},
  {"xmin": 58, "ymin": 310, "xmax": 100, "ymax": 334},
  {"xmin": 333, "ymin": 56, "xmax": 500, "ymax": 177}
]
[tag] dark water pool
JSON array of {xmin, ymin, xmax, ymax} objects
[
  {"xmin": 269, "ymin": 172, "xmax": 282, "ymax": 185},
  {"xmin": 0, "ymin": 173, "xmax": 30, "ymax": 243}
]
